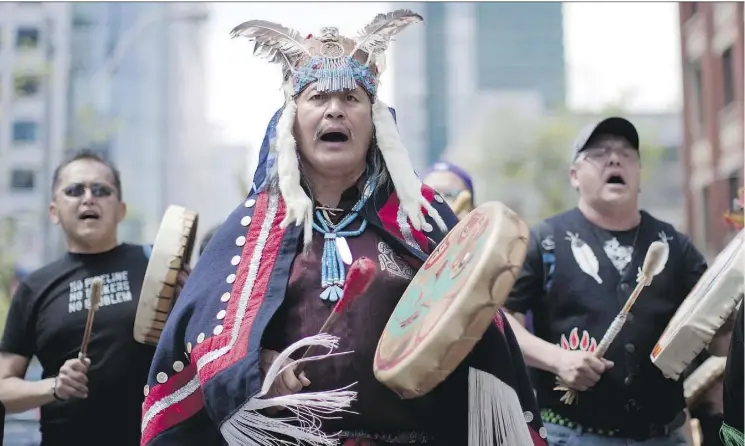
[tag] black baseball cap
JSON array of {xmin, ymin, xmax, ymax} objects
[{"xmin": 571, "ymin": 117, "xmax": 640, "ymax": 162}]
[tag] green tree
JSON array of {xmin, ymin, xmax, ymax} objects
[
  {"xmin": 452, "ymin": 107, "xmax": 578, "ymax": 224},
  {"xmin": 0, "ymin": 217, "xmax": 19, "ymax": 335},
  {"xmin": 68, "ymin": 105, "xmax": 122, "ymax": 151},
  {"xmin": 449, "ymin": 101, "xmax": 667, "ymax": 224}
]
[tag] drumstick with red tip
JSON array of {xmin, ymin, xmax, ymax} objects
[
  {"xmin": 295, "ymin": 257, "xmax": 377, "ymax": 375},
  {"xmin": 556, "ymin": 241, "xmax": 669, "ymax": 404},
  {"xmin": 79, "ymin": 277, "xmax": 103, "ymax": 360}
]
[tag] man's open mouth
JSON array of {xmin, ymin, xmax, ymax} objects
[
  {"xmin": 320, "ymin": 132, "xmax": 349, "ymax": 142},
  {"xmin": 79, "ymin": 210, "xmax": 100, "ymax": 220},
  {"xmin": 606, "ymin": 175, "xmax": 626, "ymax": 185}
]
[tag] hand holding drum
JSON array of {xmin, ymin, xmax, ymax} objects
[{"xmin": 556, "ymin": 241, "xmax": 669, "ymax": 404}]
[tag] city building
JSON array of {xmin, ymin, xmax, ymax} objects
[
  {"xmin": 391, "ymin": 2, "xmax": 565, "ymax": 170},
  {"xmin": 0, "ymin": 2, "xmax": 71, "ymax": 272},
  {"xmin": 679, "ymin": 2, "xmax": 744, "ymax": 256},
  {"xmin": 62, "ymin": 2, "xmax": 211, "ymax": 256}
]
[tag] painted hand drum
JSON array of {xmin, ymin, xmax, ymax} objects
[
  {"xmin": 374, "ymin": 202, "xmax": 529, "ymax": 399},
  {"xmin": 134, "ymin": 205, "xmax": 199, "ymax": 346}
]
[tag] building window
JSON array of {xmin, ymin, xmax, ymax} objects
[
  {"xmin": 14, "ymin": 74, "xmax": 41, "ymax": 98},
  {"xmin": 12, "ymin": 121, "xmax": 38, "ymax": 144},
  {"xmin": 10, "ymin": 169, "xmax": 36, "ymax": 191},
  {"xmin": 691, "ymin": 62, "xmax": 705, "ymax": 129},
  {"xmin": 722, "ymin": 47, "xmax": 734, "ymax": 107},
  {"xmin": 15, "ymin": 27, "xmax": 40, "ymax": 50}
]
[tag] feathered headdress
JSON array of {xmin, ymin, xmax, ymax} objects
[{"xmin": 231, "ymin": 10, "xmax": 445, "ymax": 247}]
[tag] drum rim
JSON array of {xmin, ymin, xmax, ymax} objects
[
  {"xmin": 651, "ymin": 229, "xmax": 745, "ymax": 378},
  {"xmin": 133, "ymin": 205, "xmax": 199, "ymax": 345}
]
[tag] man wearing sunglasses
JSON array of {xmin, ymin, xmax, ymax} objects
[
  {"xmin": 503, "ymin": 117, "xmax": 708, "ymax": 445},
  {"xmin": 0, "ymin": 150, "xmax": 185, "ymax": 446}
]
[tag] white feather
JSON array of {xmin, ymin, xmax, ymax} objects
[
  {"xmin": 566, "ymin": 232, "xmax": 603, "ymax": 284},
  {"xmin": 654, "ymin": 231, "xmax": 672, "ymax": 276},
  {"xmin": 275, "ymin": 101, "xmax": 314, "ymax": 248},
  {"xmin": 372, "ymin": 100, "xmax": 446, "ymax": 232}
]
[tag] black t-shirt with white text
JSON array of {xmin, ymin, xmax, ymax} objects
[{"xmin": 0, "ymin": 243, "xmax": 155, "ymax": 446}]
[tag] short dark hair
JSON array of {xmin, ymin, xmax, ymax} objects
[{"xmin": 52, "ymin": 150, "xmax": 122, "ymax": 200}]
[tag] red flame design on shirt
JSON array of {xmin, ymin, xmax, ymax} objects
[{"xmin": 558, "ymin": 327, "xmax": 597, "ymax": 353}]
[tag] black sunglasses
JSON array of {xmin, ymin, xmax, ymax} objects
[{"xmin": 62, "ymin": 182, "xmax": 115, "ymax": 198}]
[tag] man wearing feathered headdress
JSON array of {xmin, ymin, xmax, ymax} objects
[{"xmin": 140, "ymin": 10, "xmax": 547, "ymax": 446}]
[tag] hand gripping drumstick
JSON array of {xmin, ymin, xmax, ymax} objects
[
  {"xmin": 555, "ymin": 241, "xmax": 669, "ymax": 405},
  {"xmin": 79, "ymin": 277, "xmax": 103, "ymax": 361},
  {"xmin": 295, "ymin": 257, "xmax": 377, "ymax": 376}
]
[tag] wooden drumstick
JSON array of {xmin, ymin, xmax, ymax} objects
[
  {"xmin": 79, "ymin": 277, "xmax": 103, "ymax": 360},
  {"xmin": 295, "ymin": 257, "xmax": 377, "ymax": 376},
  {"xmin": 450, "ymin": 190, "xmax": 473, "ymax": 217},
  {"xmin": 556, "ymin": 241, "xmax": 669, "ymax": 404}
]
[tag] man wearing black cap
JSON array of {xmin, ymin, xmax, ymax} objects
[{"xmin": 503, "ymin": 117, "xmax": 708, "ymax": 445}]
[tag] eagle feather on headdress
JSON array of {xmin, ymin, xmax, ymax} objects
[
  {"xmin": 351, "ymin": 10, "xmax": 423, "ymax": 66},
  {"xmin": 230, "ymin": 20, "xmax": 311, "ymax": 70}
]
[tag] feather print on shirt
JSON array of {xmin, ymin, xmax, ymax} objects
[
  {"xmin": 653, "ymin": 230, "xmax": 673, "ymax": 276},
  {"xmin": 565, "ymin": 232, "xmax": 603, "ymax": 284}
]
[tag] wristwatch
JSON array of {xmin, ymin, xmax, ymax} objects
[{"xmin": 51, "ymin": 376, "xmax": 64, "ymax": 402}]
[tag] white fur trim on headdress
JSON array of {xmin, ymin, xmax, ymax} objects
[
  {"xmin": 372, "ymin": 99, "xmax": 447, "ymax": 232},
  {"xmin": 275, "ymin": 100, "xmax": 314, "ymax": 247}
]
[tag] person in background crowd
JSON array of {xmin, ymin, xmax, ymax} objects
[
  {"xmin": 719, "ymin": 301, "xmax": 743, "ymax": 446},
  {"xmin": 718, "ymin": 186, "xmax": 743, "ymax": 446},
  {"xmin": 0, "ymin": 150, "xmax": 187, "ymax": 446},
  {"xmin": 504, "ymin": 117, "xmax": 707, "ymax": 445},
  {"xmin": 421, "ymin": 161, "xmax": 475, "ymax": 220}
]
